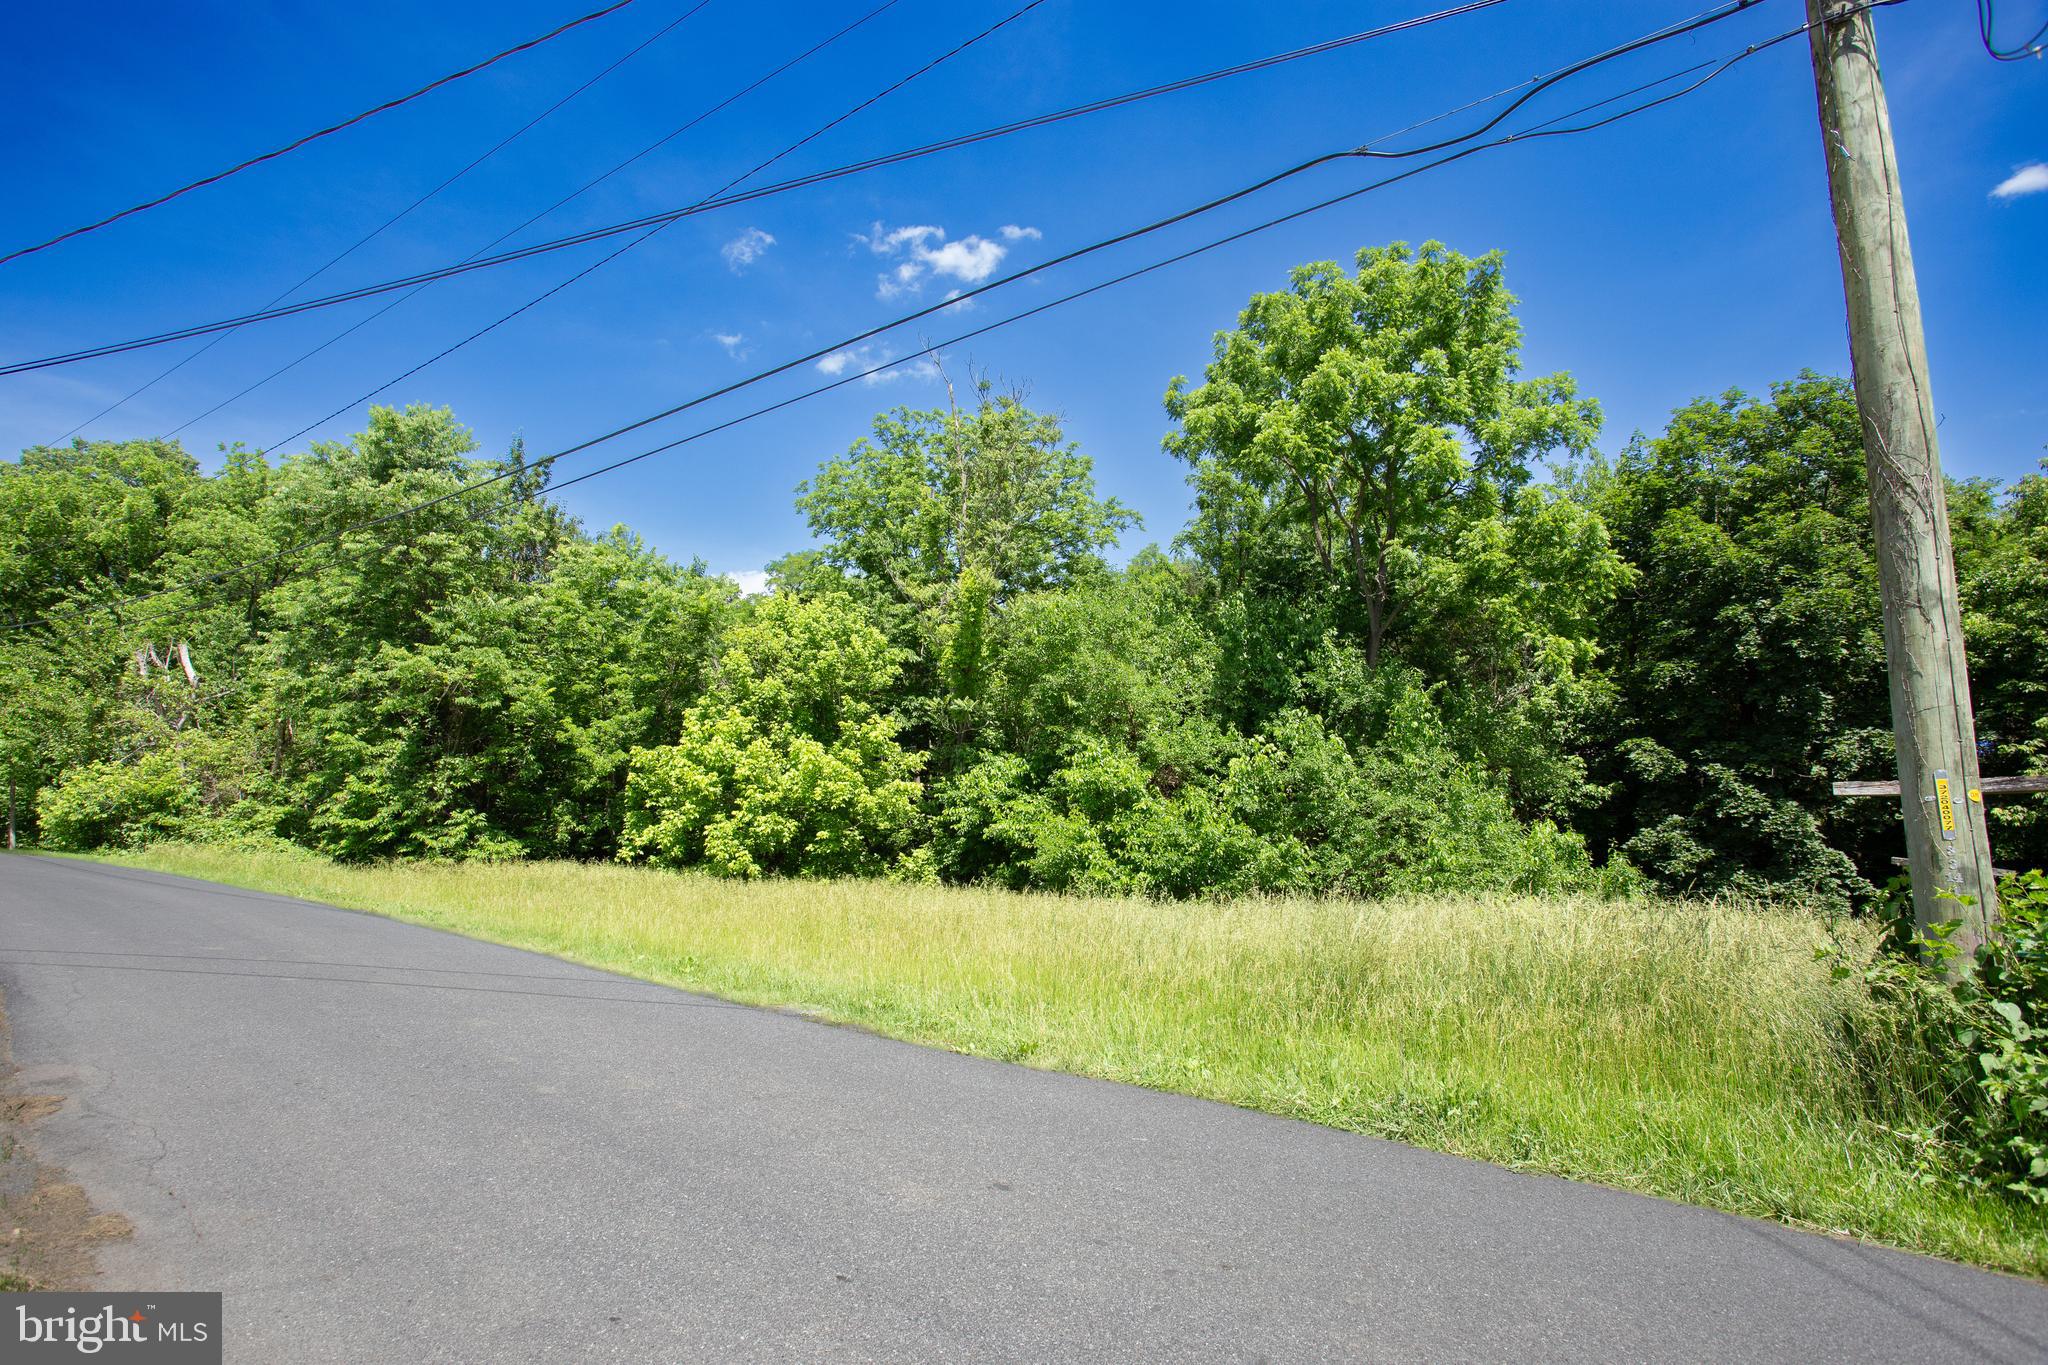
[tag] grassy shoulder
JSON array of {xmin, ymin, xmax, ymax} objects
[{"xmin": 73, "ymin": 842, "xmax": 2048, "ymax": 1277}]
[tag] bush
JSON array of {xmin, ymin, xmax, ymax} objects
[
  {"xmin": 1838, "ymin": 871, "xmax": 2048, "ymax": 1203},
  {"xmin": 37, "ymin": 753, "xmax": 200, "ymax": 849},
  {"xmin": 621, "ymin": 709, "xmax": 924, "ymax": 879},
  {"xmin": 620, "ymin": 593, "xmax": 925, "ymax": 878},
  {"xmin": 1227, "ymin": 709, "xmax": 1625, "ymax": 899},
  {"xmin": 929, "ymin": 713, "xmax": 1630, "ymax": 901}
]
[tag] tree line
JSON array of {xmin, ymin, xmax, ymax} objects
[{"xmin": 4, "ymin": 241, "xmax": 2043, "ymax": 903}]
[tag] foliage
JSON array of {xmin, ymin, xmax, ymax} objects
[
  {"xmin": 38, "ymin": 753, "xmax": 202, "ymax": 849},
  {"xmin": 1165, "ymin": 240, "xmax": 1613, "ymax": 674},
  {"xmin": 786, "ymin": 383, "xmax": 1143, "ymax": 780},
  {"xmin": 2, "ymin": 242, "xmax": 2040, "ymax": 935},
  {"xmin": 1164, "ymin": 241, "xmax": 1624, "ymax": 825},
  {"xmin": 1577, "ymin": 375, "xmax": 1891, "ymax": 903},
  {"xmin": 1225, "ymin": 708, "xmax": 1627, "ymax": 899},
  {"xmin": 1959, "ymin": 461, "xmax": 2048, "ymax": 872},
  {"xmin": 1833, "ymin": 873, "xmax": 2048, "ymax": 1203},
  {"xmin": 620, "ymin": 593, "xmax": 925, "ymax": 878},
  {"xmin": 256, "ymin": 410, "xmax": 741, "ymax": 862},
  {"xmin": 932, "ymin": 701, "xmax": 1619, "ymax": 901},
  {"xmin": 796, "ymin": 381, "xmax": 1136, "ymax": 605},
  {"xmin": 981, "ymin": 549, "xmax": 1223, "ymax": 779}
]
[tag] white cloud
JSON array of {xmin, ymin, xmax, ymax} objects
[
  {"xmin": 713, "ymin": 332, "xmax": 746, "ymax": 358},
  {"xmin": 720, "ymin": 227, "xmax": 776, "ymax": 271},
  {"xmin": 1991, "ymin": 163, "xmax": 2048, "ymax": 200},
  {"xmin": 856, "ymin": 220, "xmax": 1040, "ymax": 300},
  {"xmin": 861, "ymin": 224, "xmax": 942, "ymax": 254},
  {"xmin": 724, "ymin": 569, "xmax": 771, "ymax": 596},
  {"xmin": 872, "ymin": 355, "xmax": 942, "ymax": 386},
  {"xmin": 923, "ymin": 237, "xmax": 1005, "ymax": 283},
  {"xmin": 814, "ymin": 344, "xmax": 942, "ymax": 386}
]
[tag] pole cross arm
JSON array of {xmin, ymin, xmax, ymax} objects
[{"xmin": 1833, "ymin": 775, "xmax": 2048, "ymax": 798}]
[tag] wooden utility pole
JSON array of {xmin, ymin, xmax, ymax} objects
[{"xmin": 1806, "ymin": 0, "xmax": 1998, "ymax": 960}]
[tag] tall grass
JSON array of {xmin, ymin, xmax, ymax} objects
[{"xmin": 85, "ymin": 844, "xmax": 2048, "ymax": 1274}]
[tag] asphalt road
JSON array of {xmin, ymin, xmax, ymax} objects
[{"xmin": 2, "ymin": 854, "xmax": 2046, "ymax": 1362}]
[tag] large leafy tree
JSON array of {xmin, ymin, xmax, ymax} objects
[
  {"xmin": 795, "ymin": 381, "xmax": 1136, "ymax": 607},
  {"xmin": 245, "ymin": 408, "xmax": 739, "ymax": 861},
  {"xmin": 1580, "ymin": 383, "xmax": 2048, "ymax": 899},
  {"xmin": 0, "ymin": 437, "xmax": 202, "ymax": 614},
  {"xmin": 1164, "ymin": 241, "xmax": 1624, "ymax": 821},
  {"xmin": 1165, "ymin": 241, "xmax": 1612, "ymax": 671},
  {"xmin": 788, "ymin": 380, "xmax": 1140, "ymax": 766},
  {"xmin": 524, "ymin": 532, "xmax": 737, "ymax": 856},
  {"xmin": 6, "ymin": 410, "xmax": 746, "ymax": 861},
  {"xmin": 0, "ymin": 437, "xmax": 269, "ymax": 841},
  {"xmin": 252, "ymin": 407, "xmax": 574, "ymax": 858},
  {"xmin": 1579, "ymin": 374, "xmax": 1890, "ymax": 901}
]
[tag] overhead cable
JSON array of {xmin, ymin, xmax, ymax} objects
[{"xmin": 0, "ymin": 0, "xmax": 647, "ymax": 267}]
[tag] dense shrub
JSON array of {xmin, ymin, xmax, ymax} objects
[
  {"xmin": 929, "ymin": 712, "xmax": 1622, "ymax": 901},
  {"xmin": 1838, "ymin": 872, "xmax": 2048, "ymax": 1202},
  {"xmin": 620, "ymin": 593, "xmax": 925, "ymax": 878},
  {"xmin": 1227, "ymin": 710, "xmax": 1626, "ymax": 899},
  {"xmin": 38, "ymin": 753, "xmax": 201, "ymax": 849}
]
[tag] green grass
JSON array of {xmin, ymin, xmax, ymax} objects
[{"xmin": 72, "ymin": 842, "xmax": 2048, "ymax": 1276}]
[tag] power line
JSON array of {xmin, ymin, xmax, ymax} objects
[
  {"xmin": 67, "ymin": 0, "xmax": 714, "ymax": 444},
  {"xmin": 6, "ymin": 5, "xmax": 1786, "ymax": 636},
  {"xmin": 213, "ymin": 0, "xmax": 1512, "ymax": 452},
  {"xmin": 537, "ymin": 5, "xmax": 1905, "ymax": 503},
  {"xmin": 7, "ymin": 4, "xmax": 1770, "ymax": 634},
  {"xmin": 1976, "ymin": 0, "xmax": 2048, "ymax": 59},
  {"xmin": 0, "ymin": 0, "xmax": 1543, "ymax": 380},
  {"xmin": 0, "ymin": 0, "xmax": 646, "ymax": 268},
  {"xmin": 3, "ymin": 0, "xmax": 1008, "ymax": 625},
  {"xmin": 162, "ymin": 0, "xmax": 895, "ymax": 445},
  {"xmin": 59, "ymin": 31, "xmax": 1802, "ymax": 649},
  {"xmin": 3, "ymin": 0, "xmax": 961, "ymax": 618},
  {"xmin": 371, "ymin": 0, "xmax": 911, "ymax": 309},
  {"xmin": 251, "ymin": 0, "xmax": 1036, "ymax": 454},
  {"xmin": 540, "ymin": 41, "xmax": 1813, "ymax": 500}
]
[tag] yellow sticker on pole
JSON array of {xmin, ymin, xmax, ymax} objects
[{"xmin": 1935, "ymin": 776, "xmax": 1956, "ymax": 836}]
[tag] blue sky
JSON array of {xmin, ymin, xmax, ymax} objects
[{"xmin": 3, "ymin": 0, "xmax": 2043, "ymax": 584}]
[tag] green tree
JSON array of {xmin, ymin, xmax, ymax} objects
[
  {"xmin": 1165, "ymin": 241, "xmax": 1611, "ymax": 670},
  {"xmin": 252, "ymin": 407, "xmax": 576, "ymax": 859},
  {"xmin": 621, "ymin": 593, "xmax": 924, "ymax": 878},
  {"xmin": 790, "ymin": 380, "xmax": 1140, "ymax": 770},
  {"xmin": 524, "ymin": 532, "xmax": 737, "ymax": 856},
  {"xmin": 929, "ymin": 551, "xmax": 1228, "ymax": 887},
  {"xmin": 981, "ymin": 549, "xmax": 1221, "ymax": 780},
  {"xmin": 1164, "ymin": 241, "xmax": 1623, "ymax": 821},
  {"xmin": 796, "ymin": 381, "xmax": 1136, "ymax": 606},
  {"xmin": 1579, "ymin": 374, "xmax": 1888, "ymax": 901},
  {"xmin": 0, "ymin": 437, "xmax": 202, "ymax": 618},
  {"xmin": 1960, "ymin": 458, "xmax": 2048, "ymax": 870},
  {"xmin": 0, "ymin": 437, "xmax": 267, "ymax": 842}
]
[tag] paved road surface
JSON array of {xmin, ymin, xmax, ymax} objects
[{"xmin": 2, "ymin": 854, "xmax": 2045, "ymax": 1362}]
